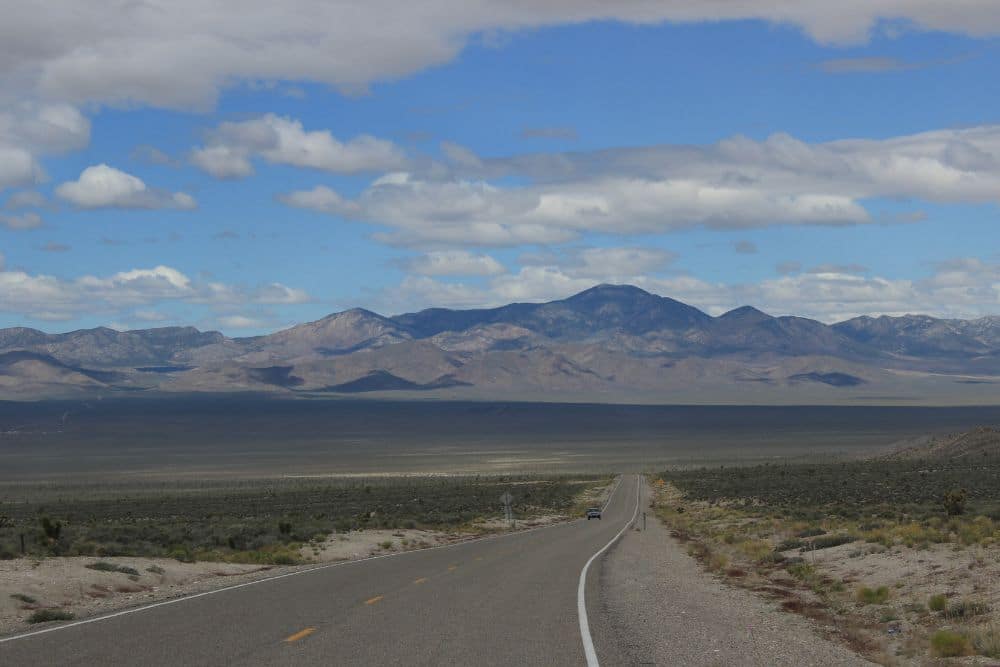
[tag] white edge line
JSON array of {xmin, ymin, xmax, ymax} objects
[
  {"xmin": 0, "ymin": 475, "xmax": 625, "ymax": 646},
  {"xmin": 577, "ymin": 474, "xmax": 640, "ymax": 667}
]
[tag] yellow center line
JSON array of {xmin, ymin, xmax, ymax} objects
[
  {"xmin": 284, "ymin": 627, "xmax": 316, "ymax": 643},
  {"xmin": 364, "ymin": 595, "xmax": 384, "ymax": 605},
  {"xmin": 447, "ymin": 564, "xmax": 458, "ymax": 571},
  {"xmin": 474, "ymin": 556, "xmax": 483, "ymax": 561},
  {"xmin": 413, "ymin": 577, "xmax": 428, "ymax": 585}
]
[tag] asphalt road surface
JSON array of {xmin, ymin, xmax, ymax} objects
[{"xmin": 0, "ymin": 475, "xmax": 640, "ymax": 666}]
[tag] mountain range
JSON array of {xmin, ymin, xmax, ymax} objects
[{"xmin": 1, "ymin": 284, "xmax": 998, "ymax": 403}]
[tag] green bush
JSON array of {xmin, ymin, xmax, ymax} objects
[
  {"xmin": 943, "ymin": 489, "xmax": 967, "ymax": 516},
  {"xmin": 930, "ymin": 629, "xmax": 972, "ymax": 657},
  {"xmin": 857, "ymin": 586, "xmax": 890, "ymax": 605},
  {"xmin": 27, "ymin": 609, "xmax": 74, "ymax": 624},
  {"xmin": 84, "ymin": 561, "xmax": 139, "ymax": 576},
  {"xmin": 811, "ymin": 534, "xmax": 856, "ymax": 550},
  {"xmin": 10, "ymin": 593, "xmax": 36, "ymax": 604},
  {"xmin": 40, "ymin": 516, "xmax": 61, "ymax": 541},
  {"xmin": 929, "ymin": 594, "xmax": 947, "ymax": 612}
]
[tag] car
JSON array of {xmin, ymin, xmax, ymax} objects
[{"xmin": 586, "ymin": 507, "xmax": 602, "ymax": 520}]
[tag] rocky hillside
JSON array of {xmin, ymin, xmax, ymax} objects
[{"xmin": 0, "ymin": 285, "xmax": 997, "ymax": 402}]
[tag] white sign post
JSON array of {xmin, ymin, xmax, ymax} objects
[{"xmin": 500, "ymin": 491, "xmax": 514, "ymax": 529}]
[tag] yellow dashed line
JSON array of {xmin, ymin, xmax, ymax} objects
[
  {"xmin": 413, "ymin": 577, "xmax": 428, "ymax": 585},
  {"xmin": 365, "ymin": 595, "xmax": 384, "ymax": 605},
  {"xmin": 285, "ymin": 627, "xmax": 316, "ymax": 643},
  {"xmin": 474, "ymin": 557, "xmax": 483, "ymax": 561},
  {"xmin": 448, "ymin": 564, "xmax": 458, "ymax": 571}
]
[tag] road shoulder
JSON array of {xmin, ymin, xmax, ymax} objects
[{"xmin": 595, "ymin": 480, "xmax": 873, "ymax": 666}]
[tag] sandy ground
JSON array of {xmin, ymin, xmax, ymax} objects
[
  {"xmin": 795, "ymin": 541, "xmax": 1000, "ymax": 664},
  {"xmin": 598, "ymin": 480, "xmax": 874, "ymax": 667}
]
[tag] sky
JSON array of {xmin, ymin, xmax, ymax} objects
[{"xmin": 1, "ymin": 2, "xmax": 1000, "ymax": 335}]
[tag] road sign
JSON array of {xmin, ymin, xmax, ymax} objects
[{"xmin": 500, "ymin": 491, "xmax": 514, "ymax": 528}]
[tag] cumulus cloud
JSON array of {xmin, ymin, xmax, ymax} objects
[
  {"xmin": 2, "ymin": 2, "xmax": 1000, "ymax": 111},
  {"xmin": 280, "ymin": 124, "xmax": 1000, "ymax": 246},
  {"xmin": 0, "ymin": 103, "xmax": 91, "ymax": 192},
  {"xmin": 191, "ymin": 114, "xmax": 405, "ymax": 178},
  {"xmin": 277, "ymin": 185, "xmax": 360, "ymax": 217},
  {"xmin": 0, "ymin": 263, "xmax": 310, "ymax": 321},
  {"xmin": 55, "ymin": 164, "xmax": 196, "ymax": 210}
]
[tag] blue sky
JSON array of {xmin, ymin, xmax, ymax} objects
[{"xmin": 1, "ymin": 3, "xmax": 999, "ymax": 333}]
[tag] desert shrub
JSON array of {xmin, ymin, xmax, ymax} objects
[
  {"xmin": 379, "ymin": 540, "xmax": 393, "ymax": 550},
  {"xmin": 796, "ymin": 526, "xmax": 826, "ymax": 538},
  {"xmin": 40, "ymin": 516, "xmax": 61, "ymax": 541},
  {"xmin": 812, "ymin": 534, "xmax": 856, "ymax": 550},
  {"xmin": 787, "ymin": 561, "xmax": 815, "ymax": 580},
  {"xmin": 278, "ymin": 521, "xmax": 292, "ymax": 535},
  {"xmin": 943, "ymin": 489, "xmax": 967, "ymax": 516},
  {"xmin": 708, "ymin": 552, "xmax": 728, "ymax": 571},
  {"xmin": 973, "ymin": 624, "xmax": 1000, "ymax": 658},
  {"xmin": 146, "ymin": 564, "xmax": 165, "ymax": 575},
  {"xmin": 737, "ymin": 539, "xmax": 772, "ymax": 561},
  {"xmin": 930, "ymin": 629, "xmax": 973, "ymax": 657},
  {"xmin": 777, "ymin": 537, "xmax": 804, "ymax": 551},
  {"xmin": 928, "ymin": 594, "xmax": 948, "ymax": 612},
  {"xmin": 945, "ymin": 599, "xmax": 991, "ymax": 619},
  {"xmin": 84, "ymin": 561, "xmax": 139, "ymax": 575},
  {"xmin": 85, "ymin": 561, "xmax": 118, "ymax": 572},
  {"xmin": 27, "ymin": 609, "xmax": 74, "ymax": 624},
  {"xmin": 857, "ymin": 586, "xmax": 890, "ymax": 605},
  {"xmin": 11, "ymin": 593, "xmax": 36, "ymax": 604}
]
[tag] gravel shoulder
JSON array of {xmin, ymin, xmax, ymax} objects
[{"xmin": 596, "ymin": 479, "xmax": 874, "ymax": 667}]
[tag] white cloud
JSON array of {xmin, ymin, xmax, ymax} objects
[
  {"xmin": 2, "ymin": 2, "xmax": 1000, "ymax": 112},
  {"xmin": 0, "ymin": 103, "xmax": 91, "ymax": 193},
  {"xmin": 191, "ymin": 114, "xmax": 405, "ymax": 178},
  {"xmin": 379, "ymin": 254, "xmax": 1000, "ymax": 323},
  {"xmin": 253, "ymin": 283, "xmax": 311, "ymax": 304},
  {"xmin": 281, "ymin": 124, "xmax": 1000, "ymax": 246},
  {"xmin": 0, "ymin": 211, "xmax": 42, "ymax": 230},
  {"xmin": 405, "ymin": 251, "xmax": 506, "ymax": 276},
  {"xmin": 277, "ymin": 185, "xmax": 359, "ymax": 216},
  {"xmin": 0, "ymin": 103, "xmax": 90, "ymax": 154},
  {"xmin": 0, "ymin": 262, "xmax": 311, "ymax": 320},
  {"xmin": 216, "ymin": 315, "xmax": 267, "ymax": 330},
  {"xmin": 190, "ymin": 145, "xmax": 254, "ymax": 179},
  {"xmin": 0, "ymin": 146, "xmax": 41, "ymax": 192},
  {"xmin": 55, "ymin": 164, "xmax": 197, "ymax": 210}
]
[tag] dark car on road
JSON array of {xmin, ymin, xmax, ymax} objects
[{"xmin": 586, "ymin": 507, "xmax": 602, "ymax": 520}]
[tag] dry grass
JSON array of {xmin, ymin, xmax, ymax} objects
[{"xmin": 649, "ymin": 472, "xmax": 1000, "ymax": 665}]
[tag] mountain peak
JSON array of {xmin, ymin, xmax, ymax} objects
[
  {"xmin": 566, "ymin": 284, "xmax": 654, "ymax": 300},
  {"xmin": 718, "ymin": 305, "xmax": 772, "ymax": 323}
]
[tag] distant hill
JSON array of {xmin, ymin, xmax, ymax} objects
[
  {"xmin": 0, "ymin": 284, "xmax": 997, "ymax": 402},
  {"xmin": 885, "ymin": 426, "xmax": 1000, "ymax": 460}
]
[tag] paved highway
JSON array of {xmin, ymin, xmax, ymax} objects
[{"xmin": 1, "ymin": 475, "xmax": 640, "ymax": 666}]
